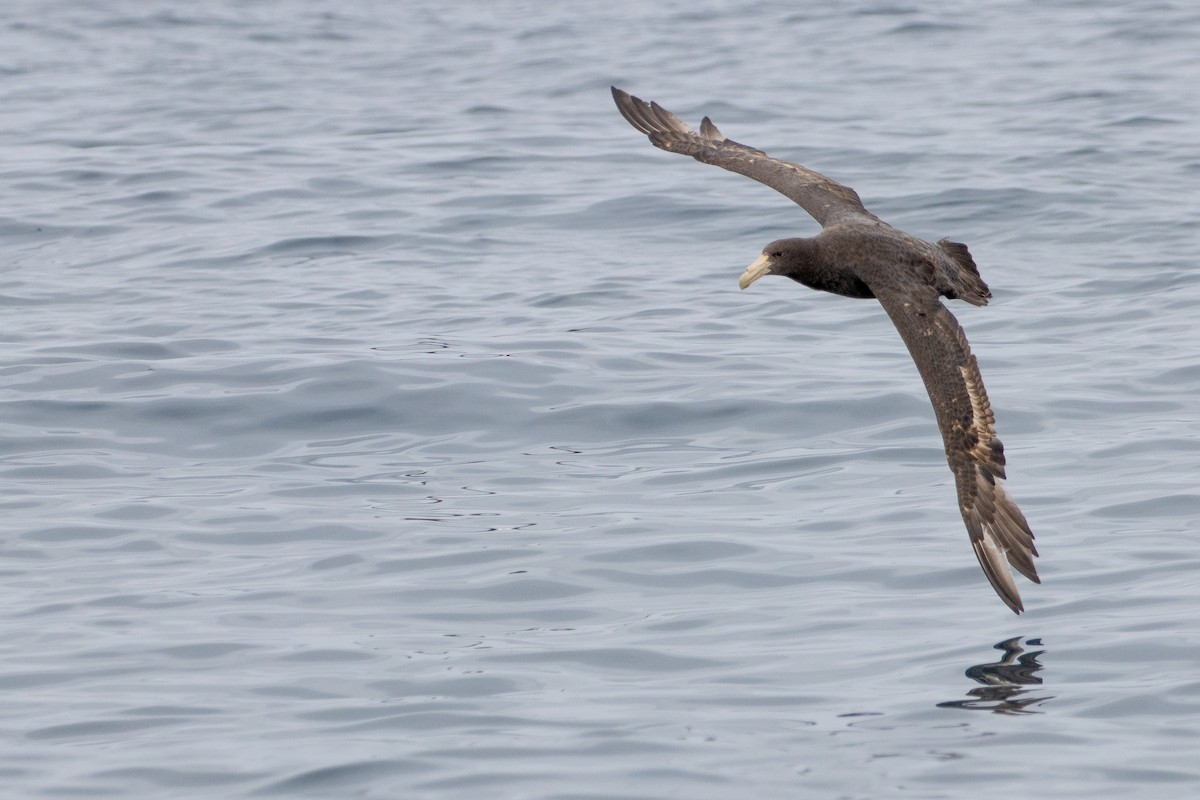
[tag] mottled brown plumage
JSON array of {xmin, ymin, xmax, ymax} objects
[{"xmin": 612, "ymin": 87, "xmax": 1039, "ymax": 613}]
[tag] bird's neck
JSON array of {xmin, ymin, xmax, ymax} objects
[{"xmin": 783, "ymin": 242, "xmax": 875, "ymax": 299}]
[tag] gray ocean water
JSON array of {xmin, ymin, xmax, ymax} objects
[{"xmin": 4, "ymin": 1, "xmax": 1200, "ymax": 797}]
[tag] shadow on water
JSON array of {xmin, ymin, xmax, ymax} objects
[{"xmin": 937, "ymin": 636, "xmax": 1052, "ymax": 715}]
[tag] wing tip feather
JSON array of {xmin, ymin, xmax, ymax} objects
[
  {"xmin": 611, "ymin": 87, "xmax": 652, "ymax": 135},
  {"xmin": 967, "ymin": 470, "xmax": 1039, "ymax": 614},
  {"xmin": 971, "ymin": 527, "xmax": 1025, "ymax": 614},
  {"xmin": 612, "ymin": 86, "xmax": 695, "ymax": 140}
]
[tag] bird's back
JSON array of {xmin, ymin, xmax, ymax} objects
[{"xmin": 818, "ymin": 224, "xmax": 990, "ymax": 306}]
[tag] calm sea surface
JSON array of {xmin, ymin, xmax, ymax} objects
[{"xmin": 4, "ymin": 1, "xmax": 1200, "ymax": 797}]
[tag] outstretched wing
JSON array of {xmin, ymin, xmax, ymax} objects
[
  {"xmin": 869, "ymin": 278, "xmax": 1039, "ymax": 613},
  {"xmin": 612, "ymin": 87, "xmax": 877, "ymax": 228}
]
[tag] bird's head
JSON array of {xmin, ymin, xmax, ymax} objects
[{"xmin": 738, "ymin": 239, "xmax": 812, "ymax": 290}]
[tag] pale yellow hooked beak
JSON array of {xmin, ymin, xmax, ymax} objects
[{"xmin": 738, "ymin": 253, "xmax": 772, "ymax": 290}]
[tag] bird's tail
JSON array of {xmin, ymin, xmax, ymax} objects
[{"xmin": 937, "ymin": 238, "xmax": 991, "ymax": 306}]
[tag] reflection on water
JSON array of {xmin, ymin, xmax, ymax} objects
[{"xmin": 938, "ymin": 637, "xmax": 1052, "ymax": 715}]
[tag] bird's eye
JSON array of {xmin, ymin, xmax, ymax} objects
[{"xmin": 771, "ymin": 251, "xmax": 782, "ymax": 258}]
